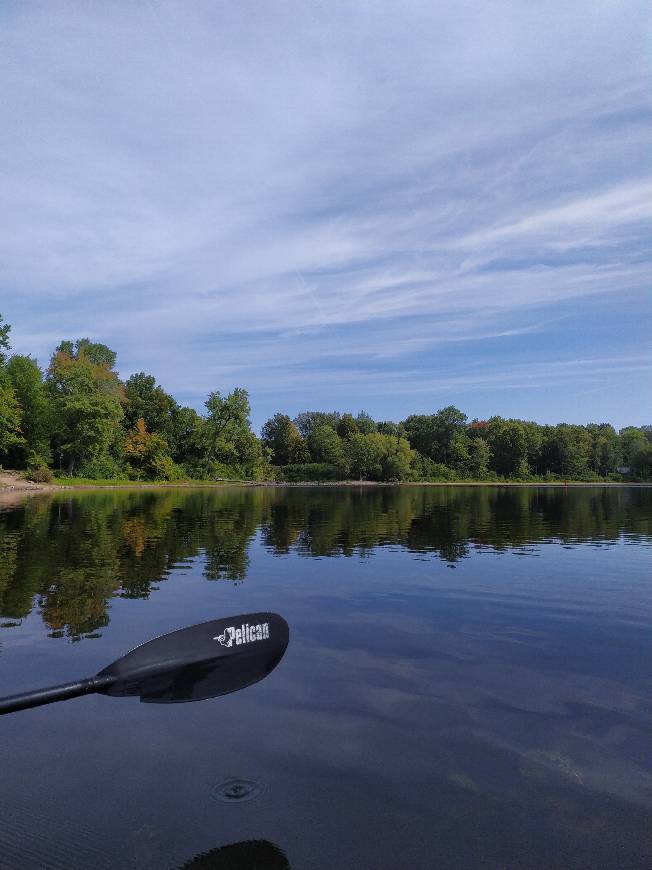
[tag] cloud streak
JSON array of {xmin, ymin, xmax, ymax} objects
[{"xmin": 0, "ymin": 0, "xmax": 650, "ymax": 429}]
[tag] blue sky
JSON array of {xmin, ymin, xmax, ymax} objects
[{"xmin": 1, "ymin": 1, "xmax": 650, "ymax": 431}]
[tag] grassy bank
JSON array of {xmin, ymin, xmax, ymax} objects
[
  {"xmin": 2, "ymin": 470, "xmax": 647, "ymax": 494},
  {"xmin": 52, "ymin": 476, "xmax": 231, "ymax": 488},
  {"xmin": 48, "ymin": 477, "xmax": 647, "ymax": 489}
]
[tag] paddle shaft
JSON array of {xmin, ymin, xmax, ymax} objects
[{"xmin": 0, "ymin": 674, "xmax": 116, "ymax": 715}]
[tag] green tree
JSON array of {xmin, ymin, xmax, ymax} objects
[
  {"xmin": 376, "ymin": 420, "xmax": 404, "ymax": 437},
  {"xmin": 345, "ymin": 432, "xmax": 382, "ymax": 479},
  {"xmin": 432, "ymin": 406, "xmax": 467, "ymax": 464},
  {"xmin": 587, "ymin": 423, "xmax": 621, "ymax": 476},
  {"xmin": 308, "ymin": 424, "xmax": 347, "ymax": 470},
  {"xmin": 0, "ymin": 316, "xmax": 25, "ymax": 463},
  {"xmin": 168, "ymin": 405, "xmax": 204, "ymax": 466},
  {"xmin": 402, "ymin": 414, "xmax": 438, "ymax": 457},
  {"xmin": 294, "ymin": 411, "xmax": 341, "ymax": 439},
  {"xmin": 123, "ymin": 372, "xmax": 178, "ymax": 436},
  {"xmin": 487, "ymin": 418, "xmax": 529, "ymax": 477},
  {"xmin": 620, "ymin": 427, "xmax": 647, "ymax": 468},
  {"xmin": 466, "ymin": 436, "xmax": 491, "ymax": 479},
  {"xmin": 403, "ymin": 406, "xmax": 467, "ymax": 464},
  {"xmin": 341, "ymin": 431, "xmax": 413, "ymax": 480},
  {"xmin": 0, "ymin": 314, "xmax": 11, "ymax": 366},
  {"xmin": 5, "ymin": 355, "xmax": 51, "ymax": 467},
  {"xmin": 336, "ymin": 413, "xmax": 359, "ymax": 439},
  {"xmin": 355, "ymin": 411, "xmax": 377, "ymax": 434},
  {"xmin": 629, "ymin": 438, "xmax": 652, "ymax": 479},
  {"xmin": 261, "ymin": 413, "xmax": 309, "ymax": 465},
  {"xmin": 544, "ymin": 424, "xmax": 592, "ymax": 479},
  {"xmin": 0, "ymin": 384, "xmax": 23, "ymax": 461},
  {"xmin": 373, "ymin": 433, "xmax": 414, "ymax": 480},
  {"xmin": 203, "ymin": 388, "xmax": 269, "ymax": 476},
  {"xmin": 449, "ymin": 431, "xmax": 471, "ymax": 474},
  {"xmin": 522, "ymin": 421, "xmax": 543, "ymax": 475},
  {"xmin": 47, "ymin": 343, "xmax": 124, "ymax": 474}
]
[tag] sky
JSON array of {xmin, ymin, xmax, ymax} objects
[{"xmin": 1, "ymin": 1, "xmax": 650, "ymax": 432}]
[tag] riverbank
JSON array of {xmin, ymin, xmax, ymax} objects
[
  {"xmin": 1, "ymin": 469, "xmax": 648, "ymax": 497},
  {"xmin": 0, "ymin": 470, "xmax": 230, "ymax": 494},
  {"xmin": 0, "ymin": 470, "xmax": 60, "ymax": 493}
]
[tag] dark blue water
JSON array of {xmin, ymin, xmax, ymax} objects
[{"xmin": 1, "ymin": 486, "xmax": 650, "ymax": 868}]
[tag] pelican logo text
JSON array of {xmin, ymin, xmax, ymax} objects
[{"xmin": 214, "ymin": 622, "xmax": 270, "ymax": 648}]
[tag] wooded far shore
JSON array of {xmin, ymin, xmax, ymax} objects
[{"xmin": 1, "ymin": 313, "xmax": 651, "ymax": 485}]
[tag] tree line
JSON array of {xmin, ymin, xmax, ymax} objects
[{"xmin": 0, "ymin": 313, "xmax": 650, "ymax": 482}]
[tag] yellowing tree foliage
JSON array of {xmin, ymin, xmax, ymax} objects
[{"xmin": 124, "ymin": 418, "xmax": 178, "ymax": 480}]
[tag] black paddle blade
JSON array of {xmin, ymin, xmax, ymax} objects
[{"xmin": 96, "ymin": 613, "xmax": 289, "ymax": 704}]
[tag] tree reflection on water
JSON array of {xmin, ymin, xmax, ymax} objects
[{"xmin": 0, "ymin": 485, "xmax": 649, "ymax": 639}]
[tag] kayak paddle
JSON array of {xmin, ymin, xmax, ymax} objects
[{"xmin": 0, "ymin": 612, "xmax": 289, "ymax": 716}]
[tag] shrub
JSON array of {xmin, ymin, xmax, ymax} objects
[
  {"xmin": 185, "ymin": 460, "xmax": 243, "ymax": 480},
  {"xmin": 152, "ymin": 455, "xmax": 185, "ymax": 481},
  {"xmin": 249, "ymin": 462, "xmax": 279, "ymax": 482},
  {"xmin": 281, "ymin": 463, "xmax": 341, "ymax": 482},
  {"xmin": 414, "ymin": 456, "xmax": 458, "ymax": 481},
  {"xmin": 26, "ymin": 465, "xmax": 54, "ymax": 483},
  {"xmin": 77, "ymin": 454, "xmax": 126, "ymax": 480},
  {"xmin": 425, "ymin": 462, "xmax": 458, "ymax": 482}
]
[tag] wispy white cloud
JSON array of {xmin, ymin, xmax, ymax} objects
[
  {"xmin": 453, "ymin": 180, "xmax": 652, "ymax": 251},
  {"xmin": 0, "ymin": 0, "xmax": 650, "ymax": 427}
]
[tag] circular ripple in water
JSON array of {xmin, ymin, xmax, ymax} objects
[{"xmin": 212, "ymin": 777, "xmax": 265, "ymax": 804}]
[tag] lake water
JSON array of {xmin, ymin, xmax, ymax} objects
[{"xmin": 0, "ymin": 485, "xmax": 650, "ymax": 869}]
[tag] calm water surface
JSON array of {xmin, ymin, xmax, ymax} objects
[{"xmin": 1, "ymin": 486, "xmax": 650, "ymax": 869}]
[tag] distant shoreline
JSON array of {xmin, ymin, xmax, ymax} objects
[{"xmin": 1, "ymin": 470, "xmax": 649, "ymax": 502}]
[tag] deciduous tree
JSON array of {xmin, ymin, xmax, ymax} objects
[
  {"xmin": 543, "ymin": 424, "xmax": 592, "ymax": 479},
  {"xmin": 5, "ymin": 355, "xmax": 51, "ymax": 467},
  {"xmin": 355, "ymin": 411, "xmax": 377, "ymax": 434},
  {"xmin": 123, "ymin": 372, "xmax": 177, "ymax": 436},
  {"xmin": 0, "ymin": 315, "xmax": 24, "ymax": 462},
  {"xmin": 203, "ymin": 388, "xmax": 268, "ymax": 475},
  {"xmin": 345, "ymin": 433, "xmax": 382, "ymax": 480},
  {"xmin": 403, "ymin": 406, "xmax": 467, "ymax": 465},
  {"xmin": 336, "ymin": 413, "xmax": 359, "ymax": 439},
  {"xmin": 0, "ymin": 384, "xmax": 23, "ymax": 461},
  {"xmin": 466, "ymin": 436, "xmax": 491, "ymax": 479},
  {"xmin": 294, "ymin": 411, "xmax": 340, "ymax": 439},
  {"xmin": 0, "ymin": 314, "xmax": 11, "ymax": 366},
  {"xmin": 124, "ymin": 418, "xmax": 178, "ymax": 480},
  {"xmin": 47, "ymin": 343, "xmax": 124, "ymax": 474},
  {"xmin": 308, "ymin": 424, "xmax": 346, "ymax": 470},
  {"xmin": 487, "ymin": 418, "xmax": 529, "ymax": 477},
  {"xmin": 261, "ymin": 413, "xmax": 308, "ymax": 465}
]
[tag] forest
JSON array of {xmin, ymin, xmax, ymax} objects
[{"xmin": 1, "ymin": 313, "xmax": 651, "ymax": 483}]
